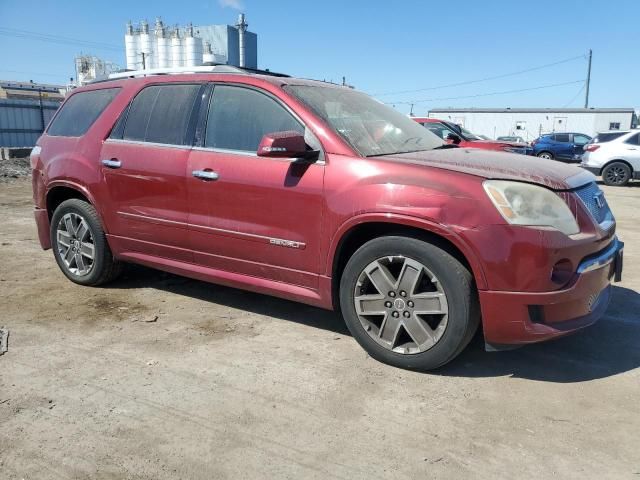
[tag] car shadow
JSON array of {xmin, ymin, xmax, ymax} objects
[
  {"xmin": 111, "ymin": 264, "xmax": 350, "ymax": 335},
  {"xmin": 438, "ymin": 285, "xmax": 640, "ymax": 382},
  {"xmin": 110, "ymin": 266, "xmax": 640, "ymax": 383}
]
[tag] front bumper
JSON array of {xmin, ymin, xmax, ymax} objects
[
  {"xmin": 481, "ymin": 237, "xmax": 624, "ymax": 348},
  {"xmin": 506, "ymin": 146, "xmax": 534, "ymax": 155},
  {"xmin": 580, "ymin": 164, "xmax": 601, "ymax": 176}
]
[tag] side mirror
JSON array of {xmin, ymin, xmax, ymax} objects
[
  {"xmin": 257, "ymin": 131, "xmax": 318, "ymax": 161},
  {"xmin": 446, "ymin": 133, "xmax": 462, "ymax": 145}
]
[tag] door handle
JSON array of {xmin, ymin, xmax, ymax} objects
[
  {"xmin": 192, "ymin": 170, "xmax": 219, "ymax": 181},
  {"xmin": 101, "ymin": 159, "xmax": 122, "ymax": 169}
]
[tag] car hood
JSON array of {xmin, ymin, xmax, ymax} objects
[{"xmin": 372, "ymin": 148, "xmax": 595, "ymax": 190}]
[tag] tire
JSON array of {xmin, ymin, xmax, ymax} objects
[
  {"xmin": 50, "ymin": 198, "xmax": 122, "ymax": 286},
  {"xmin": 339, "ymin": 236, "xmax": 479, "ymax": 371},
  {"xmin": 602, "ymin": 162, "xmax": 632, "ymax": 187},
  {"xmin": 537, "ymin": 151, "xmax": 554, "ymax": 160}
]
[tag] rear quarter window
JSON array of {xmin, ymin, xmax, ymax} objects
[{"xmin": 47, "ymin": 88, "xmax": 120, "ymax": 137}]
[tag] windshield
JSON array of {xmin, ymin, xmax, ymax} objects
[
  {"xmin": 284, "ymin": 85, "xmax": 445, "ymax": 157},
  {"xmin": 459, "ymin": 126, "xmax": 481, "ymax": 140}
]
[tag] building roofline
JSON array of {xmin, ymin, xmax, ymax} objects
[{"xmin": 428, "ymin": 108, "xmax": 635, "ymax": 114}]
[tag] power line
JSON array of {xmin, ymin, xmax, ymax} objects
[
  {"xmin": 0, "ymin": 27, "xmax": 121, "ymax": 52},
  {"xmin": 386, "ymin": 80, "xmax": 585, "ymax": 106},
  {"xmin": 371, "ymin": 54, "xmax": 587, "ymax": 97},
  {"xmin": 563, "ymin": 82, "xmax": 586, "ymax": 108}
]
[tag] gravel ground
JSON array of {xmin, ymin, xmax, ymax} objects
[
  {"xmin": 0, "ymin": 157, "xmax": 30, "ymax": 182},
  {"xmin": 0, "ymin": 177, "xmax": 639, "ymax": 479}
]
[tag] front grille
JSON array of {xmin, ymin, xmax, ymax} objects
[{"xmin": 574, "ymin": 182, "xmax": 614, "ymax": 226}]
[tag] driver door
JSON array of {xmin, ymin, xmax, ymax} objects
[{"xmin": 187, "ymin": 84, "xmax": 325, "ymax": 288}]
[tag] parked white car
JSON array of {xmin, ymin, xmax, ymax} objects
[{"xmin": 581, "ymin": 130, "xmax": 640, "ymax": 186}]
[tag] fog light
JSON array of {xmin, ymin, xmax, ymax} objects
[{"xmin": 551, "ymin": 259, "xmax": 574, "ymax": 287}]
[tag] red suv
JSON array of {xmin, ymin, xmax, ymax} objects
[
  {"xmin": 31, "ymin": 66, "xmax": 623, "ymax": 370},
  {"xmin": 412, "ymin": 117, "xmax": 533, "ymax": 155}
]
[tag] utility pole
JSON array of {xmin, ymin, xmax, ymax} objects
[
  {"xmin": 141, "ymin": 52, "xmax": 146, "ymax": 70},
  {"xmin": 409, "ymin": 103, "xmax": 414, "ymax": 116},
  {"xmin": 584, "ymin": 49, "xmax": 592, "ymax": 108}
]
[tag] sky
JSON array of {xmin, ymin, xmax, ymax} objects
[{"xmin": 0, "ymin": 0, "xmax": 638, "ymax": 115}]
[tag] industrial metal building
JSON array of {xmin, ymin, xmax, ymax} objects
[
  {"xmin": 124, "ymin": 14, "xmax": 257, "ymax": 71},
  {"xmin": 428, "ymin": 108, "xmax": 637, "ymax": 141},
  {"xmin": 0, "ymin": 81, "xmax": 64, "ymax": 147}
]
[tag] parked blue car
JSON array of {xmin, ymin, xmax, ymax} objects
[{"xmin": 531, "ymin": 132, "xmax": 592, "ymax": 162}]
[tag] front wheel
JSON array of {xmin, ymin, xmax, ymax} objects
[
  {"xmin": 339, "ymin": 236, "xmax": 479, "ymax": 370},
  {"xmin": 602, "ymin": 162, "xmax": 631, "ymax": 186},
  {"xmin": 50, "ymin": 199, "xmax": 122, "ymax": 286}
]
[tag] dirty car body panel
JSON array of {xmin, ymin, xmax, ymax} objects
[{"xmin": 32, "ymin": 71, "xmax": 623, "ymax": 356}]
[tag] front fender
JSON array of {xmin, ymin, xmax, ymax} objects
[{"xmin": 326, "ymin": 212, "xmax": 488, "ymax": 290}]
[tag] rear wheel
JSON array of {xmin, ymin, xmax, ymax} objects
[
  {"xmin": 339, "ymin": 236, "xmax": 479, "ymax": 370},
  {"xmin": 50, "ymin": 199, "xmax": 122, "ymax": 286},
  {"xmin": 602, "ymin": 162, "xmax": 631, "ymax": 186},
  {"xmin": 537, "ymin": 151, "xmax": 554, "ymax": 160}
]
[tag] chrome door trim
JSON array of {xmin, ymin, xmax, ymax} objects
[
  {"xmin": 104, "ymin": 138, "xmax": 193, "ymax": 151},
  {"xmin": 117, "ymin": 211, "xmax": 306, "ymax": 249}
]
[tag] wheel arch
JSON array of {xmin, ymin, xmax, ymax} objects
[
  {"xmin": 46, "ymin": 181, "xmax": 109, "ymax": 233},
  {"xmin": 328, "ymin": 215, "xmax": 487, "ymax": 310},
  {"xmin": 601, "ymin": 158, "xmax": 634, "ymax": 175}
]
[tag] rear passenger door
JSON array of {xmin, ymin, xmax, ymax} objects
[
  {"xmin": 100, "ymin": 83, "xmax": 203, "ymax": 262},
  {"xmin": 187, "ymin": 84, "xmax": 325, "ymax": 289},
  {"xmin": 552, "ymin": 133, "xmax": 573, "ymax": 160}
]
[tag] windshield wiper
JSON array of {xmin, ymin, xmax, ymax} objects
[
  {"xmin": 366, "ymin": 148, "xmax": 431, "ymax": 157},
  {"xmin": 432, "ymin": 144, "xmax": 460, "ymax": 150}
]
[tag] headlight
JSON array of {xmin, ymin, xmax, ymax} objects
[{"xmin": 483, "ymin": 180, "xmax": 580, "ymax": 235}]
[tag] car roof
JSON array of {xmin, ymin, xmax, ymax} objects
[
  {"xmin": 595, "ymin": 130, "xmax": 632, "ymax": 135},
  {"xmin": 86, "ymin": 65, "xmax": 348, "ymax": 92}
]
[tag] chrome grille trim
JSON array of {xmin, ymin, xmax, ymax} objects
[{"xmin": 573, "ymin": 182, "xmax": 614, "ymax": 228}]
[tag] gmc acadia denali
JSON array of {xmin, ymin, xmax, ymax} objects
[{"xmin": 31, "ymin": 65, "xmax": 624, "ymax": 370}]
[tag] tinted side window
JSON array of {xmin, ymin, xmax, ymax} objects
[
  {"xmin": 47, "ymin": 88, "xmax": 120, "ymax": 137},
  {"xmin": 123, "ymin": 84, "xmax": 201, "ymax": 145},
  {"xmin": 625, "ymin": 133, "xmax": 640, "ymax": 146},
  {"xmin": 423, "ymin": 123, "xmax": 456, "ymax": 140},
  {"xmin": 554, "ymin": 134, "xmax": 570, "ymax": 143},
  {"xmin": 593, "ymin": 132, "xmax": 626, "ymax": 143},
  {"xmin": 205, "ymin": 86, "xmax": 303, "ymax": 152}
]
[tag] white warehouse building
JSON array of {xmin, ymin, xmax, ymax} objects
[{"xmin": 428, "ymin": 108, "xmax": 637, "ymax": 141}]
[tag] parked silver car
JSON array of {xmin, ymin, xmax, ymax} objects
[{"xmin": 581, "ymin": 130, "xmax": 640, "ymax": 186}]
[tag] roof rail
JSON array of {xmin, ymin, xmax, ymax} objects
[
  {"xmin": 106, "ymin": 64, "xmax": 290, "ymax": 81},
  {"xmin": 107, "ymin": 65, "xmax": 240, "ymax": 80}
]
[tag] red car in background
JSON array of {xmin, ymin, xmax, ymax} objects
[{"xmin": 412, "ymin": 117, "xmax": 533, "ymax": 155}]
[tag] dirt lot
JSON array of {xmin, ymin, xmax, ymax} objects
[{"xmin": 1, "ymin": 176, "xmax": 639, "ymax": 479}]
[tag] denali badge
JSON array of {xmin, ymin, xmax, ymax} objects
[
  {"xmin": 594, "ymin": 191, "xmax": 605, "ymax": 209},
  {"xmin": 270, "ymin": 238, "xmax": 303, "ymax": 249}
]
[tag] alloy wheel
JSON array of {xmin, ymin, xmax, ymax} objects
[
  {"xmin": 605, "ymin": 165, "xmax": 628, "ymax": 185},
  {"xmin": 353, "ymin": 256, "xmax": 449, "ymax": 354},
  {"xmin": 56, "ymin": 212, "xmax": 95, "ymax": 276}
]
